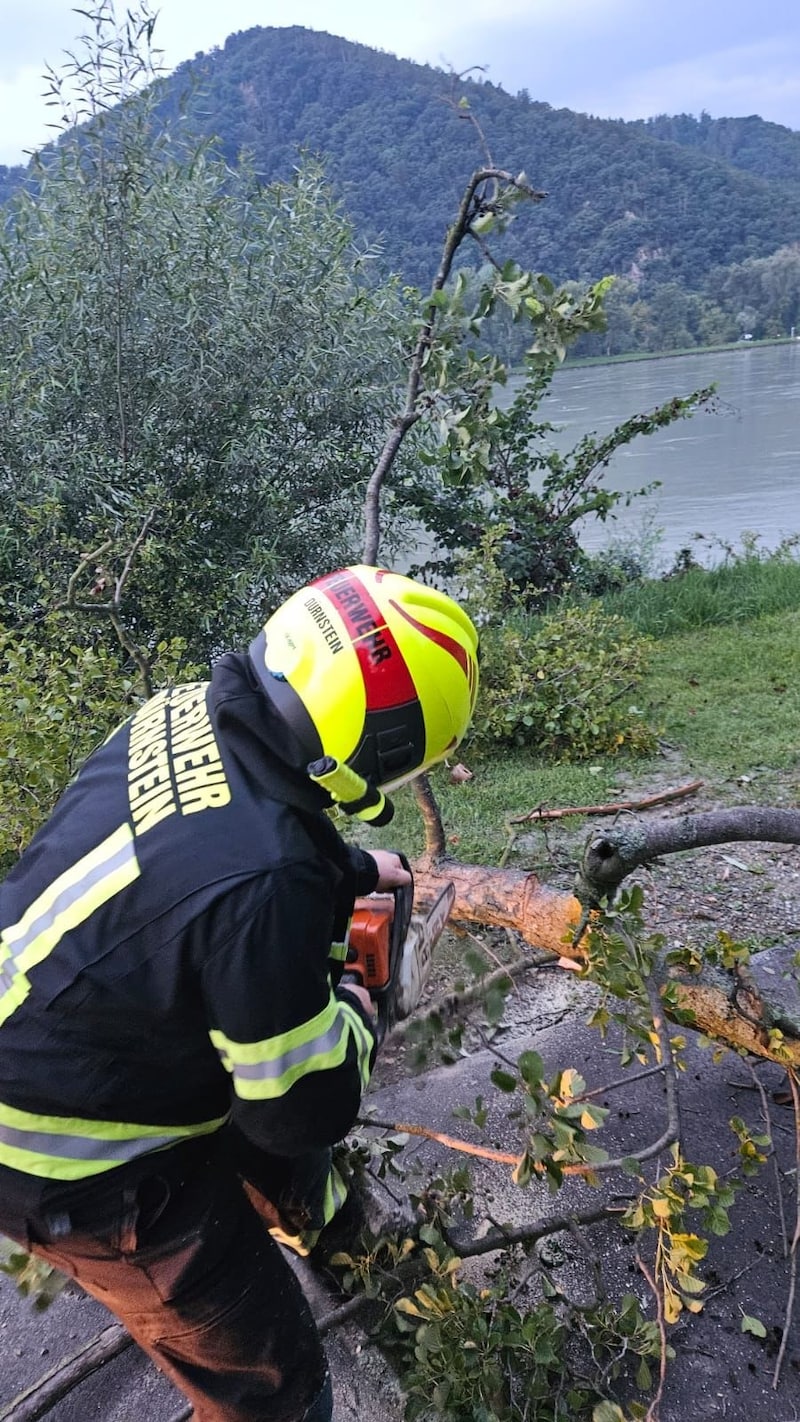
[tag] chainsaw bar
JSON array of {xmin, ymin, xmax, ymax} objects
[{"xmin": 394, "ymin": 879, "xmax": 456, "ymax": 1022}]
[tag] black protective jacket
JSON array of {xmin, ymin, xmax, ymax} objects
[{"xmin": 0, "ymin": 654, "xmax": 378, "ymax": 1187}]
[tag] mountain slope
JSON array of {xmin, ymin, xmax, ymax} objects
[
  {"xmin": 630, "ymin": 112, "xmax": 800, "ymax": 185},
  {"xmin": 153, "ymin": 26, "xmax": 800, "ymax": 291}
]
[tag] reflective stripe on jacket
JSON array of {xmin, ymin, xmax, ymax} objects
[{"xmin": 0, "ymin": 655, "xmax": 378, "ymax": 1181}]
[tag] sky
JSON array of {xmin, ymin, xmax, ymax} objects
[{"xmin": 1, "ymin": 0, "xmax": 799, "ymax": 167}]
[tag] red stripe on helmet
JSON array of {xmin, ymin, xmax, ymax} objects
[
  {"xmin": 389, "ymin": 600, "xmax": 471, "ymax": 681},
  {"xmin": 314, "ymin": 570, "xmax": 417, "ymax": 711}
]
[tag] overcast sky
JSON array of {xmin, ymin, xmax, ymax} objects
[{"xmin": 2, "ymin": 0, "xmax": 799, "ymax": 166}]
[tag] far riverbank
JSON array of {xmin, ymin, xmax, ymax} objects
[{"xmin": 563, "ymin": 334, "xmax": 798, "ymax": 371}]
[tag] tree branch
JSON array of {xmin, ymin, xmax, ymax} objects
[
  {"xmin": 411, "ymin": 773, "xmax": 447, "ymax": 860},
  {"xmin": 773, "ymin": 1068, "xmax": 800, "ymax": 1390},
  {"xmin": 510, "ymin": 779, "xmax": 703, "ymax": 825},
  {"xmin": 412, "ymin": 828, "xmax": 800, "ymax": 1067},
  {"xmin": 59, "ymin": 510, "xmax": 157, "ymax": 696},
  {"xmin": 580, "ymin": 807, "xmax": 800, "ymax": 903},
  {"xmin": 362, "ymin": 167, "xmax": 544, "ymax": 563}
]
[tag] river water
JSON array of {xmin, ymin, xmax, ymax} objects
[{"xmin": 533, "ymin": 342, "xmax": 800, "ymax": 570}]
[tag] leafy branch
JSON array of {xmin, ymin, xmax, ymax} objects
[{"xmin": 363, "ymin": 165, "xmax": 545, "ymax": 563}]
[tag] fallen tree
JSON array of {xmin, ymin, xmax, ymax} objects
[{"xmin": 412, "ymin": 787, "xmax": 800, "ymax": 1067}]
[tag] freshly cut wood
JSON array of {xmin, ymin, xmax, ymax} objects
[
  {"xmin": 414, "ymin": 857, "xmax": 583, "ymax": 954},
  {"xmin": 413, "ymin": 801, "xmax": 800, "ymax": 1068}
]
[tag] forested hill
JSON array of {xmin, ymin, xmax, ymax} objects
[
  {"xmin": 2, "ymin": 25, "xmax": 799, "ymax": 351},
  {"xmin": 630, "ymin": 113, "xmax": 800, "ymax": 185},
  {"xmin": 146, "ymin": 25, "xmax": 800, "ymax": 295}
]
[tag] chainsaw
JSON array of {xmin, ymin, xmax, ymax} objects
[{"xmin": 342, "ymin": 853, "xmax": 455, "ymax": 1041}]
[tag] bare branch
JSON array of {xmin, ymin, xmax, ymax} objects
[
  {"xmin": 773, "ymin": 1068, "xmax": 800, "ymax": 1390},
  {"xmin": 362, "ymin": 167, "xmax": 544, "ymax": 563},
  {"xmin": 411, "ymin": 773, "xmax": 447, "ymax": 861},
  {"xmin": 637, "ymin": 1252, "xmax": 668, "ymax": 1422},
  {"xmin": 64, "ymin": 538, "xmax": 113, "ymax": 608},
  {"xmin": 581, "ymin": 807, "xmax": 800, "ymax": 903},
  {"xmin": 447, "ymin": 1203, "xmax": 627, "ymax": 1260},
  {"xmin": 510, "ymin": 779, "xmax": 703, "ymax": 826},
  {"xmin": 114, "ymin": 508, "xmax": 155, "ymax": 602},
  {"xmin": 59, "ymin": 511, "xmax": 157, "ymax": 697},
  {"xmin": 745, "ymin": 1059, "xmax": 788, "ymax": 1258}
]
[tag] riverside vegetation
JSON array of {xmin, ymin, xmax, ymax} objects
[{"xmin": 2, "ymin": 8, "xmax": 800, "ymax": 1422}]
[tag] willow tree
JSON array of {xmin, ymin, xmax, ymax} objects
[{"xmin": 0, "ymin": 2, "xmax": 410, "ymax": 665}]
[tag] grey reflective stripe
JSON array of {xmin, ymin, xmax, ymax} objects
[
  {"xmin": 0, "ymin": 960, "xmax": 15, "ymax": 993},
  {"xmin": 0, "ymin": 1121, "xmax": 189, "ymax": 1163},
  {"xmin": 232, "ymin": 1016, "xmax": 347, "ymax": 1084},
  {"xmin": 2, "ymin": 836, "xmax": 137, "ymax": 965}
]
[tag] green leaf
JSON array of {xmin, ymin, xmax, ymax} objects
[
  {"xmin": 490, "ymin": 1067, "xmax": 518, "ymax": 1093},
  {"xmin": 740, "ymin": 1313, "xmax": 767, "ymax": 1337},
  {"xmin": 517, "ymin": 1050, "xmax": 544, "ymax": 1087},
  {"xmin": 636, "ymin": 1358, "xmax": 652, "ymax": 1391},
  {"xmin": 593, "ymin": 1404, "xmax": 628, "ymax": 1422}
]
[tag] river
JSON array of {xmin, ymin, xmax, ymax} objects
[{"xmin": 532, "ymin": 342, "xmax": 800, "ymax": 570}]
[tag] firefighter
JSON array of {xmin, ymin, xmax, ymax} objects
[{"xmin": 0, "ymin": 566, "xmax": 479, "ymax": 1422}]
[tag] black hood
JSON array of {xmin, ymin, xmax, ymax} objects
[{"xmin": 209, "ymin": 652, "xmax": 332, "ymax": 815}]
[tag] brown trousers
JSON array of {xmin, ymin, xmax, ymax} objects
[{"xmin": 0, "ymin": 1136, "xmax": 333, "ymax": 1422}]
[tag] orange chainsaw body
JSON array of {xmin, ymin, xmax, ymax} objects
[
  {"xmin": 348, "ymin": 897, "xmax": 397, "ymax": 995},
  {"xmin": 343, "ymin": 855, "xmax": 454, "ymax": 1038}
]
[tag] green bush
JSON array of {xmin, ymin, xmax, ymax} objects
[
  {"xmin": 472, "ymin": 603, "xmax": 656, "ymax": 760},
  {"xmin": 0, "ymin": 625, "xmax": 139, "ymax": 866}
]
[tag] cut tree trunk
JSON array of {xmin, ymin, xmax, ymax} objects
[{"xmin": 413, "ymin": 806, "xmax": 800, "ymax": 1067}]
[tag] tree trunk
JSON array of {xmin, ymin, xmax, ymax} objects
[{"xmin": 413, "ymin": 804, "xmax": 800, "ymax": 1067}]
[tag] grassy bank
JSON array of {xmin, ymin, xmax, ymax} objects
[
  {"xmin": 644, "ymin": 609, "xmax": 800, "ymax": 777},
  {"xmin": 379, "ymin": 555, "xmax": 800, "ymax": 866},
  {"xmin": 596, "ymin": 551, "xmax": 800, "ymax": 636}
]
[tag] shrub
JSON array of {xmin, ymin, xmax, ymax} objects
[
  {"xmin": 0, "ymin": 622, "xmax": 191, "ymax": 868},
  {"xmin": 458, "ymin": 529, "xmax": 656, "ymax": 760},
  {"xmin": 460, "ymin": 529, "xmax": 656, "ymax": 760},
  {"xmin": 471, "ymin": 603, "xmax": 656, "ymax": 759}
]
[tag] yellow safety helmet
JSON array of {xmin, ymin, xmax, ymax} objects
[{"xmin": 249, "ymin": 566, "xmax": 479, "ymax": 818}]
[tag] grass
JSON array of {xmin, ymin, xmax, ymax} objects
[
  {"xmin": 381, "ymin": 757, "xmax": 624, "ymax": 868},
  {"xmin": 642, "ymin": 609, "xmax": 800, "ymax": 779},
  {"xmin": 595, "ymin": 550, "xmax": 800, "ymax": 637}
]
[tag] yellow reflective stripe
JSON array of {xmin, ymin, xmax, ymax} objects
[
  {"xmin": 0, "ymin": 825, "xmax": 140, "ymax": 1029},
  {"xmin": 209, "ymin": 992, "xmax": 375, "ymax": 1101},
  {"xmin": 323, "ymin": 1162, "xmax": 349, "ymax": 1225},
  {"xmin": 328, "ymin": 914, "xmax": 353, "ymax": 965},
  {"xmin": 338, "ymin": 999, "xmax": 374, "ymax": 1090},
  {"xmin": 210, "ymin": 996, "xmax": 340, "ymax": 1069},
  {"xmin": 0, "ymin": 1099, "xmax": 228, "ymax": 1181}
]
